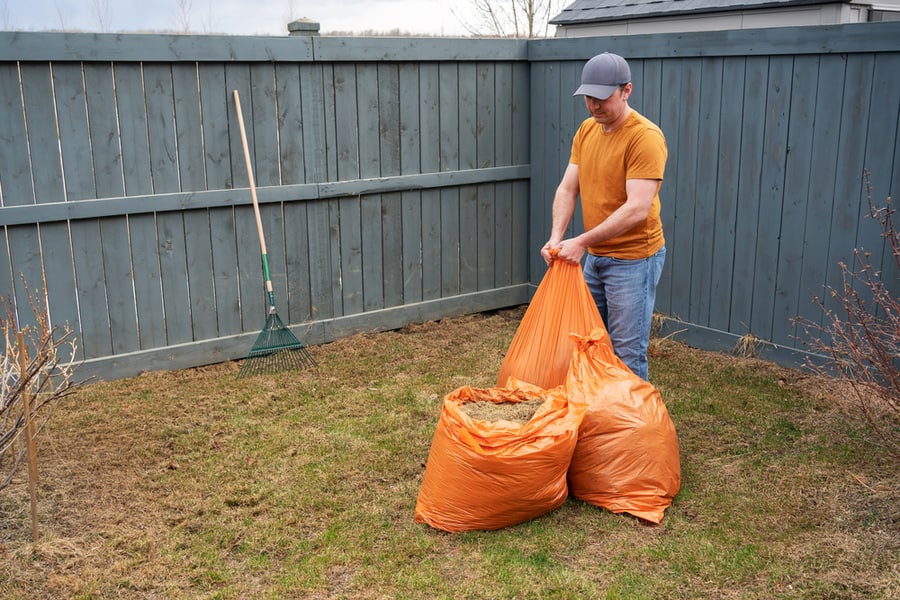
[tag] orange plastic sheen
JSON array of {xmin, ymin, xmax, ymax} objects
[
  {"xmin": 565, "ymin": 328, "xmax": 681, "ymax": 524},
  {"xmin": 413, "ymin": 381, "xmax": 585, "ymax": 532},
  {"xmin": 497, "ymin": 253, "xmax": 607, "ymax": 390}
]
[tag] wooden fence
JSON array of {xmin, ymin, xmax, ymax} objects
[
  {"xmin": 0, "ymin": 33, "xmax": 532, "ymax": 380},
  {"xmin": 529, "ymin": 21, "xmax": 900, "ymax": 368},
  {"xmin": 1, "ymin": 22, "xmax": 898, "ymax": 380}
]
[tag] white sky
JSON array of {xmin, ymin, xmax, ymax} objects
[{"xmin": 0, "ymin": 0, "xmax": 473, "ymax": 36}]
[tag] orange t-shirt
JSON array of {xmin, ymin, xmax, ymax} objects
[{"xmin": 569, "ymin": 110, "xmax": 667, "ymax": 259}]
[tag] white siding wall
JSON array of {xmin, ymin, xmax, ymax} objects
[{"xmin": 554, "ymin": 5, "xmax": 868, "ymax": 37}]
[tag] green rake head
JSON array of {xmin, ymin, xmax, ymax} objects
[{"xmin": 237, "ymin": 311, "xmax": 316, "ymax": 377}]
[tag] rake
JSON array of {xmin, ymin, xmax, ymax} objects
[{"xmin": 233, "ymin": 89, "xmax": 315, "ymax": 377}]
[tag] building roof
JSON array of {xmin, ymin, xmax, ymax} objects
[{"xmin": 550, "ymin": 0, "xmax": 849, "ymax": 25}]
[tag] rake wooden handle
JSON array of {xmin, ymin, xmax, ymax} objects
[{"xmin": 232, "ymin": 89, "xmax": 268, "ymax": 259}]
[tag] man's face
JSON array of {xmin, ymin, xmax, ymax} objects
[{"xmin": 584, "ymin": 83, "xmax": 632, "ymax": 127}]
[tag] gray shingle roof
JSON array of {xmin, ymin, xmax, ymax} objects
[{"xmin": 550, "ymin": 0, "xmax": 847, "ymax": 25}]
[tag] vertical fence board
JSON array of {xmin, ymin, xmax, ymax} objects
[
  {"xmin": 528, "ymin": 62, "xmax": 555, "ymax": 278},
  {"xmin": 277, "ymin": 64, "xmax": 309, "ymax": 322},
  {"xmin": 331, "ymin": 64, "xmax": 364, "ymax": 314},
  {"xmin": 773, "ymin": 55, "xmax": 819, "ymax": 346},
  {"xmin": 144, "ymin": 64, "xmax": 180, "ymax": 194},
  {"xmin": 84, "ymin": 63, "xmax": 125, "ymax": 198},
  {"xmin": 378, "ymin": 64, "xmax": 403, "ymax": 308},
  {"xmin": 709, "ymin": 57, "xmax": 745, "ymax": 333},
  {"xmin": 795, "ymin": 55, "xmax": 845, "ymax": 329},
  {"xmin": 339, "ymin": 196, "xmax": 364, "ymax": 315},
  {"xmin": 400, "ymin": 64, "xmax": 423, "ymax": 304},
  {"xmin": 0, "ymin": 64, "xmax": 33, "ymax": 207},
  {"xmin": 383, "ymin": 191, "xmax": 404, "ymax": 308},
  {"xmin": 730, "ymin": 56, "xmax": 769, "ymax": 335},
  {"xmin": 439, "ymin": 63, "xmax": 460, "ymax": 297},
  {"xmin": 477, "ymin": 63, "xmax": 497, "ymax": 291},
  {"xmin": 157, "ymin": 212, "xmax": 193, "ymax": 345},
  {"xmin": 752, "ymin": 56, "xmax": 792, "ymax": 341},
  {"xmin": 20, "ymin": 64, "xmax": 63, "ymax": 203},
  {"xmin": 183, "ymin": 209, "xmax": 219, "ymax": 341},
  {"xmin": 657, "ymin": 59, "xmax": 688, "ymax": 319},
  {"xmin": 70, "ymin": 219, "xmax": 111, "ymax": 358},
  {"xmin": 104, "ymin": 215, "xmax": 140, "ymax": 353},
  {"xmin": 172, "ymin": 64, "xmax": 219, "ymax": 341},
  {"xmin": 459, "ymin": 64, "xmax": 478, "ymax": 295},
  {"xmin": 249, "ymin": 64, "xmax": 279, "ymax": 187},
  {"xmin": 209, "ymin": 204, "xmax": 241, "ymax": 337},
  {"xmin": 419, "ymin": 64, "xmax": 441, "ymax": 301},
  {"xmin": 691, "ymin": 57, "xmax": 723, "ymax": 326},
  {"xmin": 674, "ymin": 59, "xmax": 701, "ymax": 323},
  {"xmin": 297, "ymin": 63, "xmax": 335, "ymax": 320},
  {"xmin": 825, "ymin": 54, "xmax": 874, "ymax": 319},
  {"xmin": 6, "ymin": 226, "xmax": 43, "ymax": 332},
  {"xmin": 54, "ymin": 63, "xmax": 95, "ymax": 201},
  {"xmin": 276, "ymin": 63, "xmax": 304, "ymax": 186},
  {"xmin": 284, "ymin": 201, "xmax": 312, "ymax": 324},
  {"xmin": 147, "ymin": 63, "xmax": 194, "ymax": 346},
  {"xmin": 327, "ymin": 198, "xmax": 344, "ymax": 319},
  {"xmin": 861, "ymin": 52, "xmax": 900, "ymax": 306},
  {"xmin": 510, "ymin": 63, "xmax": 530, "ymax": 284},
  {"xmin": 198, "ymin": 64, "xmax": 232, "ymax": 190},
  {"xmin": 127, "ymin": 214, "xmax": 163, "ymax": 351},
  {"xmin": 115, "ymin": 64, "xmax": 153, "ymax": 195},
  {"xmin": 39, "ymin": 221, "xmax": 80, "ymax": 359},
  {"xmin": 196, "ymin": 64, "xmax": 241, "ymax": 337},
  {"xmin": 172, "ymin": 63, "xmax": 206, "ymax": 192},
  {"xmin": 361, "ymin": 193, "xmax": 385, "ymax": 312}
]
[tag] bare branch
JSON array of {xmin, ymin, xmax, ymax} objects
[
  {"xmin": 448, "ymin": 0, "xmax": 565, "ymax": 38},
  {"xmin": 794, "ymin": 172, "xmax": 900, "ymax": 456}
]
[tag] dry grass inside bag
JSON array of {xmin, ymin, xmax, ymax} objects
[{"xmin": 459, "ymin": 398, "xmax": 546, "ymax": 424}]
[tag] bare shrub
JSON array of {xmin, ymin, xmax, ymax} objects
[
  {"xmin": 794, "ymin": 176, "xmax": 899, "ymax": 456},
  {"xmin": 1, "ymin": 277, "xmax": 83, "ymax": 490}
]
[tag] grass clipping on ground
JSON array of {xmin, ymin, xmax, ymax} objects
[{"xmin": 0, "ymin": 307, "xmax": 897, "ymax": 600}]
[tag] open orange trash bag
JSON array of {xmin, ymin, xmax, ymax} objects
[
  {"xmin": 497, "ymin": 252, "xmax": 606, "ymax": 390},
  {"xmin": 565, "ymin": 328, "xmax": 681, "ymax": 524},
  {"xmin": 414, "ymin": 381, "xmax": 584, "ymax": 532}
]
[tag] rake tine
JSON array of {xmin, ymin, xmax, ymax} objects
[{"xmin": 237, "ymin": 312, "xmax": 316, "ymax": 378}]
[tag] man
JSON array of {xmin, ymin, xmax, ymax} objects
[{"xmin": 540, "ymin": 52, "xmax": 668, "ymax": 381}]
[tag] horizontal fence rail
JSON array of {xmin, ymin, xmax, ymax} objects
[{"xmin": 1, "ymin": 22, "xmax": 898, "ymax": 379}]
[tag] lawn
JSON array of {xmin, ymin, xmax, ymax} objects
[{"xmin": 1, "ymin": 307, "xmax": 897, "ymax": 599}]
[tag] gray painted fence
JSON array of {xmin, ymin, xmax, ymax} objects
[
  {"xmin": 529, "ymin": 22, "xmax": 900, "ymax": 368},
  {"xmin": 0, "ymin": 33, "xmax": 533, "ymax": 380},
  {"xmin": 1, "ymin": 22, "xmax": 898, "ymax": 380}
]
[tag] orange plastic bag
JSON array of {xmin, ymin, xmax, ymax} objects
[
  {"xmin": 565, "ymin": 328, "xmax": 681, "ymax": 524},
  {"xmin": 497, "ymin": 253, "xmax": 606, "ymax": 390},
  {"xmin": 414, "ymin": 381, "xmax": 583, "ymax": 532}
]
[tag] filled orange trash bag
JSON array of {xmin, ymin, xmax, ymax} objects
[
  {"xmin": 565, "ymin": 328, "xmax": 681, "ymax": 524},
  {"xmin": 497, "ymin": 252, "xmax": 606, "ymax": 390},
  {"xmin": 414, "ymin": 381, "xmax": 584, "ymax": 532}
]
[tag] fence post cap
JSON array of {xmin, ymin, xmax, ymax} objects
[{"xmin": 288, "ymin": 18, "xmax": 320, "ymax": 36}]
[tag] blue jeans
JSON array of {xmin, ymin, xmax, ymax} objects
[{"xmin": 582, "ymin": 247, "xmax": 666, "ymax": 381}]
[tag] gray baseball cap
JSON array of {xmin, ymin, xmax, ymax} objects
[{"xmin": 573, "ymin": 53, "xmax": 632, "ymax": 100}]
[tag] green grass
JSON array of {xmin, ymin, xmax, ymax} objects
[{"xmin": 0, "ymin": 308, "xmax": 897, "ymax": 599}]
